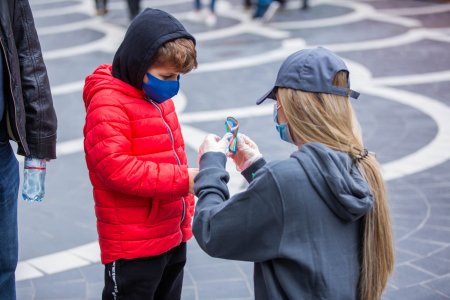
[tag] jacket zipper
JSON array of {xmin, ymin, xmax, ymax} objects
[
  {"xmin": 0, "ymin": 38, "xmax": 26, "ymax": 151},
  {"xmin": 149, "ymin": 100, "xmax": 186, "ymax": 241}
]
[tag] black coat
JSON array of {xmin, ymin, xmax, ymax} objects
[{"xmin": 0, "ymin": 0, "xmax": 57, "ymax": 159}]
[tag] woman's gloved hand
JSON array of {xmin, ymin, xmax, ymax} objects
[
  {"xmin": 230, "ymin": 134, "xmax": 263, "ymax": 172},
  {"xmin": 197, "ymin": 133, "xmax": 232, "ymax": 163}
]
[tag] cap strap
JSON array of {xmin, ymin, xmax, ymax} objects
[{"xmin": 349, "ymin": 89, "xmax": 360, "ymax": 99}]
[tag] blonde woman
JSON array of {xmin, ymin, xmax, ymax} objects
[{"xmin": 193, "ymin": 47, "xmax": 394, "ymax": 300}]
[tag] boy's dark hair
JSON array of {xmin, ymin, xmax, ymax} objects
[{"xmin": 153, "ymin": 38, "xmax": 197, "ymax": 74}]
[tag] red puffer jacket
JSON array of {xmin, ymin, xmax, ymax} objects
[{"xmin": 83, "ymin": 64, "xmax": 194, "ymax": 264}]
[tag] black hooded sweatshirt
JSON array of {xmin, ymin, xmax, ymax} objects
[{"xmin": 112, "ymin": 8, "xmax": 195, "ymax": 89}]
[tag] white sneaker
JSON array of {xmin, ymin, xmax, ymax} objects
[
  {"xmin": 186, "ymin": 10, "xmax": 204, "ymax": 23},
  {"xmin": 263, "ymin": 1, "xmax": 280, "ymax": 22},
  {"xmin": 205, "ymin": 13, "xmax": 217, "ymax": 27}
]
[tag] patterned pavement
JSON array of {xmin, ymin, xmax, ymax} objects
[{"xmin": 14, "ymin": 0, "xmax": 450, "ymax": 299}]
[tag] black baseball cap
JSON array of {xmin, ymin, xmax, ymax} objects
[{"xmin": 257, "ymin": 47, "xmax": 360, "ymax": 104}]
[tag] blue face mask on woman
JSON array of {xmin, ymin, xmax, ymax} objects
[
  {"xmin": 273, "ymin": 103, "xmax": 295, "ymax": 144},
  {"xmin": 142, "ymin": 72, "xmax": 180, "ymax": 104}
]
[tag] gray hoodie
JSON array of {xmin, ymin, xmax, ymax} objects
[{"xmin": 193, "ymin": 142, "xmax": 373, "ymax": 300}]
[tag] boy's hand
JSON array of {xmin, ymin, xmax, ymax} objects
[{"xmin": 188, "ymin": 168, "xmax": 199, "ymax": 194}]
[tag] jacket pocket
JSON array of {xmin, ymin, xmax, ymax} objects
[{"xmin": 146, "ymin": 199, "xmax": 159, "ymax": 225}]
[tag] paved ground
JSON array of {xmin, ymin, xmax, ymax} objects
[{"xmin": 13, "ymin": 0, "xmax": 450, "ymax": 299}]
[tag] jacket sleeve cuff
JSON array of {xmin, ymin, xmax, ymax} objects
[
  {"xmin": 172, "ymin": 164, "xmax": 190, "ymax": 197},
  {"xmin": 199, "ymin": 152, "xmax": 227, "ymax": 170},
  {"xmin": 242, "ymin": 158, "xmax": 267, "ymax": 183},
  {"xmin": 22, "ymin": 134, "xmax": 57, "ymax": 160}
]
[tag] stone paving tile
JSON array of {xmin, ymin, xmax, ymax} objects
[
  {"xmin": 340, "ymin": 40, "xmax": 450, "ymax": 77},
  {"xmin": 52, "ymin": 92, "xmax": 88, "ymax": 141},
  {"xmin": 410, "ymin": 227, "xmax": 450, "ymax": 244},
  {"xmin": 389, "ymin": 265, "xmax": 436, "ymax": 288},
  {"xmin": 411, "ymin": 256, "xmax": 450, "ymax": 276},
  {"xmin": 395, "ymin": 248, "xmax": 421, "ymax": 265},
  {"xmin": 31, "ymin": 0, "xmax": 79, "ymax": 11},
  {"xmin": 383, "ymin": 284, "xmax": 450, "ymax": 300},
  {"xmin": 396, "ymin": 238, "xmax": 448, "ymax": 257},
  {"xmin": 40, "ymin": 29, "xmax": 104, "ymax": 52},
  {"xmin": 86, "ymin": 282, "xmax": 104, "ymax": 300},
  {"xmin": 34, "ymin": 279, "xmax": 86, "ymax": 299},
  {"xmin": 188, "ymin": 263, "xmax": 245, "ymax": 283},
  {"xmin": 79, "ymin": 263, "xmax": 104, "ymax": 284},
  {"xmin": 433, "ymin": 246, "xmax": 450, "ymax": 262},
  {"xmin": 196, "ymin": 34, "xmax": 282, "ymax": 63},
  {"xmin": 34, "ymin": 13, "xmax": 90, "ymax": 28},
  {"xmin": 424, "ymin": 274, "xmax": 450, "ymax": 297},
  {"xmin": 289, "ymin": 20, "xmax": 409, "ymax": 45},
  {"xmin": 273, "ymin": 3, "xmax": 351, "ymax": 22},
  {"xmin": 398, "ymin": 82, "xmax": 450, "ymax": 106},
  {"xmin": 197, "ymin": 279, "xmax": 252, "ymax": 300},
  {"xmin": 411, "ymin": 12, "xmax": 450, "ymax": 28},
  {"xmin": 45, "ymin": 51, "xmax": 113, "ymax": 86},
  {"xmin": 181, "ymin": 286, "xmax": 198, "ymax": 300},
  {"xmin": 426, "ymin": 218, "xmax": 450, "ymax": 229},
  {"xmin": 31, "ymin": 269, "xmax": 84, "ymax": 287}
]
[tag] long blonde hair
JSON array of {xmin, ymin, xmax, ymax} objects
[{"xmin": 277, "ymin": 71, "xmax": 394, "ymax": 300}]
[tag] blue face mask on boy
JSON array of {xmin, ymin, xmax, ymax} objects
[
  {"xmin": 142, "ymin": 72, "xmax": 180, "ymax": 104},
  {"xmin": 273, "ymin": 103, "xmax": 295, "ymax": 144}
]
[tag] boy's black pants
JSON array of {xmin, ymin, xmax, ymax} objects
[{"xmin": 102, "ymin": 243, "xmax": 186, "ymax": 300}]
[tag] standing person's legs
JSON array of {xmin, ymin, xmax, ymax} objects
[
  {"xmin": 209, "ymin": 0, "xmax": 216, "ymax": 13},
  {"xmin": 194, "ymin": 0, "xmax": 202, "ymax": 10},
  {"xmin": 0, "ymin": 131, "xmax": 20, "ymax": 300},
  {"xmin": 102, "ymin": 243, "xmax": 187, "ymax": 300},
  {"xmin": 95, "ymin": 0, "xmax": 108, "ymax": 15},
  {"xmin": 126, "ymin": 0, "xmax": 140, "ymax": 20},
  {"xmin": 301, "ymin": 0, "xmax": 309, "ymax": 10},
  {"xmin": 253, "ymin": 0, "xmax": 272, "ymax": 18}
]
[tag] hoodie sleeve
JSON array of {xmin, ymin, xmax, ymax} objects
[
  {"xmin": 83, "ymin": 98, "xmax": 189, "ymax": 198},
  {"xmin": 193, "ymin": 152, "xmax": 284, "ymax": 262}
]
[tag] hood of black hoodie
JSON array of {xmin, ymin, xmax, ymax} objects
[
  {"xmin": 292, "ymin": 142, "xmax": 374, "ymax": 222},
  {"xmin": 112, "ymin": 8, "xmax": 195, "ymax": 89}
]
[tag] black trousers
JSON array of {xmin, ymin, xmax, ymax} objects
[
  {"xmin": 95, "ymin": 0, "xmax": 107, "ymax": 9},
  {"xmin": 102, "ymin": 243, "xmax": 186, "ymax": 300}
]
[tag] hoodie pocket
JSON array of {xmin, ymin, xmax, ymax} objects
[{"xmin": 146, "ymin": 199, "xmax": 160, "ymax": 225}]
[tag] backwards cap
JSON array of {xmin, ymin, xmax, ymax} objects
[{"xmin": 257, "ymin": 47, "xmax": 359, "ymax": 104}]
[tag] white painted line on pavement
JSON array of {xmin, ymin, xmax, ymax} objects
[
  {"xmin": 380, "ymin": 3, "xmax": 450, "ymax": 16},
  {"xmin": 68, "ymin": 242, "xmax": 101, "ymax": 263},
  {"xmin": 180, "ymin": 104, "xmax": 273, "ymax": 123},
  {"xmin": 37, "ymin": 18, "xmax": 102, "ymax": 36},
  {"xmin": 26, "ymin": 251, "xmax": 91, "ymax": 275},
  {"xmin": 15, "ymin": 262, "xmax": 44, "ymax": 281},
  {"xmin": 52, "ymin": 81, "xmax": 85, "ymax": 96},
  {"xmin": 43, "ymin": 23, "xmax": 124, "ymax": 60},
  {"xmin": 32, "ymin": 1, "xmax": 87, "ymax": 18},
  {"xmin": 373, "ymin": 70, "xmax": 450, "ymax": 86}
]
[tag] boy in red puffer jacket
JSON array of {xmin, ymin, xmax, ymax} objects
[{"xmin": 82, "ymin": 8, "xmax": 198, "ymax": 300}]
